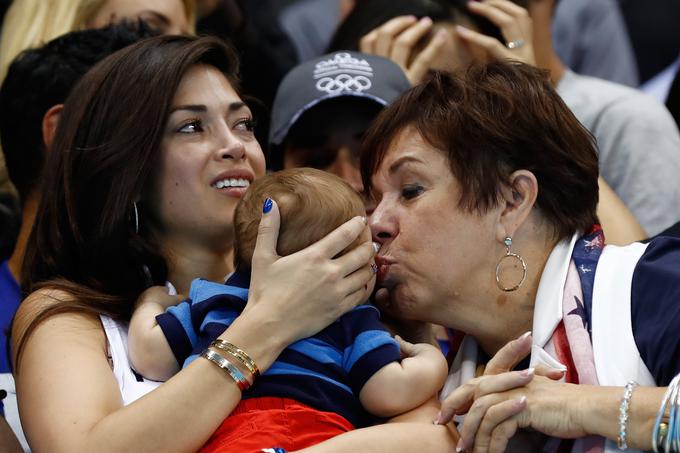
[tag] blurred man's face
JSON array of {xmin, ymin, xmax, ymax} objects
[
  {"xmin": 284, "ymin": 125, "xmax": 364, "ymax": 193},
  {"xmin": 283, "ymin": 100, "xmax": 382, "ymax": 199}
]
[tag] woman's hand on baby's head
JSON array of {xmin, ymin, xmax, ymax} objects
[
  {"xmin": 247, "ymin": 198, "xmax": 375, "ymax": 343},
  {"xmin": 134, "ymin": 286, "xmax": 186, "ymax": 310}
]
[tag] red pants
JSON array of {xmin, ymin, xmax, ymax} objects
[{"xmin": 200, "ymin": 397, "xmax": 355, "ymax": 453}]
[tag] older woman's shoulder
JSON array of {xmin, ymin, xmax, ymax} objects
[
  {"xmin": 630, "ymin": 236, "xmax": 680, "ymax": 385},
  {"xmin": 635, "ymin": 236, "xmax": 680, "ymax": 278}
]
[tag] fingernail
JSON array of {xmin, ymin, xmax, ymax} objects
[
  {"xmin": 371, "ymin": 263, "xmax": 379, "ymax": 274},
  {"xmin": 456, "ymin": 439, "xmax": 465, "ymax": 452},
  {"xmin": 262, "ymin": 197, "xmax": 273, "ymax": 213},
  {"xmin": 520, "ymin": 367, "xmax": 535, "ymax": 378},
  {"xmin": 518, "ymin": 330, "xmax": 532, "ymax": 341},
  {"xmin": 515, "ymin": 395, "xmax": 527, "ymax": 408},
  {"xmin": 360, "ymin": 215, "xmax": 367, "ymax": 224},
  {"xmin": 372, "ymin": 242, "xmax": 381, "ymax": 253},
  {"xmin": 432, "ymin": 411, "xmax": 442, "ymax": 425},
  {"xmin": 456, "ymin": 25, "xmax": 472, "ymax": 36},
  {"xmin": 420, "ymin": 16, "xmax": 432, "ymax": 25}
]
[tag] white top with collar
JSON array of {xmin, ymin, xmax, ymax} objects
[{"xmin": 443, "ymin": 235, "xmax": 654, "ymax": 453}]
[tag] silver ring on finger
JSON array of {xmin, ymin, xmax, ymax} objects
[{"xmin": 506, "ymin": 39, "xmax": 525, "ymax": 50}]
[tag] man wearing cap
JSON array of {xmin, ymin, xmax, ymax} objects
[{"xmin": 269, "ymin": 51, "xmax": 410, "ymax": 202}]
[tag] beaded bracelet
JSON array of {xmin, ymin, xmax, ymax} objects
[
  {"xmin": 211, "ymin": 339, "xmax": 260, "ymax": 378},
  {"xmin": 618, "ymin": 380, "xmax": 639, "ymax": 450},
  {"xmin": 201, "ymin": 348, "xmax": 251, "ymax": 391}
]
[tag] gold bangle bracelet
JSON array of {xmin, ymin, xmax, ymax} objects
[
  {"xmin": 201, "ymin": 348, "xmax": 251, "ymax": 391},
  {"xmin": 657, "ymin": 422, "xmax": 669, "ymax": 449},
  {"xmin": 211, "ymin": 339, "xmax": 260, "ymax": 378}
]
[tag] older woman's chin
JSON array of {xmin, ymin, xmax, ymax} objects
[{"xmin": 375, "ymin": 284, "xmax": 423, "ymax": 317}]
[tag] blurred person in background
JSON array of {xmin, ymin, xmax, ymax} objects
[
  {"xmin": 552, "ymin": 0, "xmax": 638, "ymax": 87},
  {"xmin": 335, "ymin": 0, "xmax": 677, "ymax": 240},
  {"xmin": 0, "ymin": 23, "xmax": 156, "ymax": 450},
  {"xmin": 0, "ymin": 0, "xmax": 194, "ymax": 264},
  {"xmin": 268, "ymin": 51, "xmax": 410, "ymax": 208}
]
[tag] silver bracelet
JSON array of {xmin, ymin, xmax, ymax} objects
[
  {"xmin": 201, "ymin": 348, "xmax": 251, "ymax": 391},
  {"xmin": 668, "ymin": 375, "xmax": 680, "ymax": 453},
  {"xmin": 618, "ymin": 380, "xmax": 639, "ymax": 450}
]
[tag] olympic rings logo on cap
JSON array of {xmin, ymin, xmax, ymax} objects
[{"xmin": 316, "ymin": 74, "xmax": 372, "ymax": 94}]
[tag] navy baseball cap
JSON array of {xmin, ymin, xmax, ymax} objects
[{"xmin": 269, "ymin": 51, "xmax": 411, "ymax": 147}]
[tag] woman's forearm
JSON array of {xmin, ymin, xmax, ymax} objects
[
  {"xmin": 81, "ymin": 358, "xmax": 244, "ymax": 452},
  {"xmin": 296, "ymin": 423, "xmax": 459, "ymax": 453},
  {"xmin": 16, "ymin": 305, "xmax": 290, "ymax": 452},
  {"xmin": 597, "ymin": 177, "xmax": 647, "ymax": 245},
  {"xmin": 218, "ymin": 304, "xmax": 290, "ymax": 372},
  {"xmin": 92, "ymin": 310, "xmax": 292, "ymax": 452}
]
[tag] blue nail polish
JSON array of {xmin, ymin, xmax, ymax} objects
[{"xmin": 262, "ymin": 198, "xmax": 273, "ymax": 213}]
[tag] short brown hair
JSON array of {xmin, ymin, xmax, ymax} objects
[
  {"xmin": 361, "ymin": 61, "xmax": 599, "ymax": 240},
  {"xmin": 234, "ymin": 168, "xmax": 365, "ymax": 267}
]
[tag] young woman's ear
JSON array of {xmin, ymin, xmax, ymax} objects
[
  {"xmin": 495, "ymin": 169, "xmax": 539, "ymax": 242},
  {"xmin": 42, "ymin": 104, "xmax": 64, "ymax": 151}
]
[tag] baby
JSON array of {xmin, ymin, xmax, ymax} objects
[{"xmin": 129, "ymin": 168, "xmax": 448, "ymax": 452}]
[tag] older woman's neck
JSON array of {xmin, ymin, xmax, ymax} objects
[
  {"xmin": 475, "ymin": 226, "xmax": 559, "ymax": 358},
  {"xmin": 162, "ymin": 237, "xmax": 235, "ymax": 295}
]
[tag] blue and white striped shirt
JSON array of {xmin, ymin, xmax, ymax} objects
[{"xmin": 156, "ymin": 270, "xmax": 400, "ymax": 427}]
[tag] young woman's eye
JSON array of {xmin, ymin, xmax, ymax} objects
[
  {"xmin": 177, "ymin": 119, "xmax": 203, "ymax": 134},
  {"xmin": 234, "ymin": 118, "xmax": 257, "ymax": 133},
  {"xmin": 401, "ymin": 184, "xmax": 424, "ymax": 200}
]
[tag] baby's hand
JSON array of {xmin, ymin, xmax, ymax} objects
[
  {"xmin": 135, "ymin": 286, "xmax": 185, "ymax": 311},
  {"xmin": 360, "ymin": 335, "xmax": 448, "ymax": 417},
  {"xmin": 395, "ymin": 335, "xmax": 440, "ymax": 359},
  {"xmin": 396, "ymin": 335, "xmax": 448, "ymax": 388}
]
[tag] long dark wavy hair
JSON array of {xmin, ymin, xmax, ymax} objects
[{"xmin": 16, "ymin": 35, "xmax": 240, "ymax": 366}]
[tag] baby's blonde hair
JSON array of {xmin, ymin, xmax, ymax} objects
[{"xmin": 234, "ymin": 168, "xmax": 366, "ymax": 267}]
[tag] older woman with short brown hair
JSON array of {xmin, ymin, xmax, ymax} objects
[{"xmin": 363, "ymin": 61, "xmax": 680, "ymax": 452}]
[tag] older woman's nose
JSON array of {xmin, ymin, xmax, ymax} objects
[{"xmin": 370, "ymin": 201, "xmax": 397, "ymax": 243}]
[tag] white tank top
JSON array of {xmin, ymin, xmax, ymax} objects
[{"xmin": 100, "ymin": 315, "xmax": 162, "ymax": 405}]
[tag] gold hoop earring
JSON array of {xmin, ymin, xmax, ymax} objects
[{"xmin": 495, "ymin": 236, "xmax": 527, "ymax": 292}]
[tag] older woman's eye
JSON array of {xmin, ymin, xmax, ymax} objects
[
  {"xmin": 402, "ymin": 184, "xmax": 424, "ymax": 200},
  {"xmin": 177, "ymin": 119, "xmax": 203, "ymax": 134}
]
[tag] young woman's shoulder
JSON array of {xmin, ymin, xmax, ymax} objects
[
  {"xmin": 12, "ymin": 288, "xmax": 128, "ymax": 451},
  {"xmin": 12, "ymin": 287, "xmax": 107, "ymax": 370}
]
